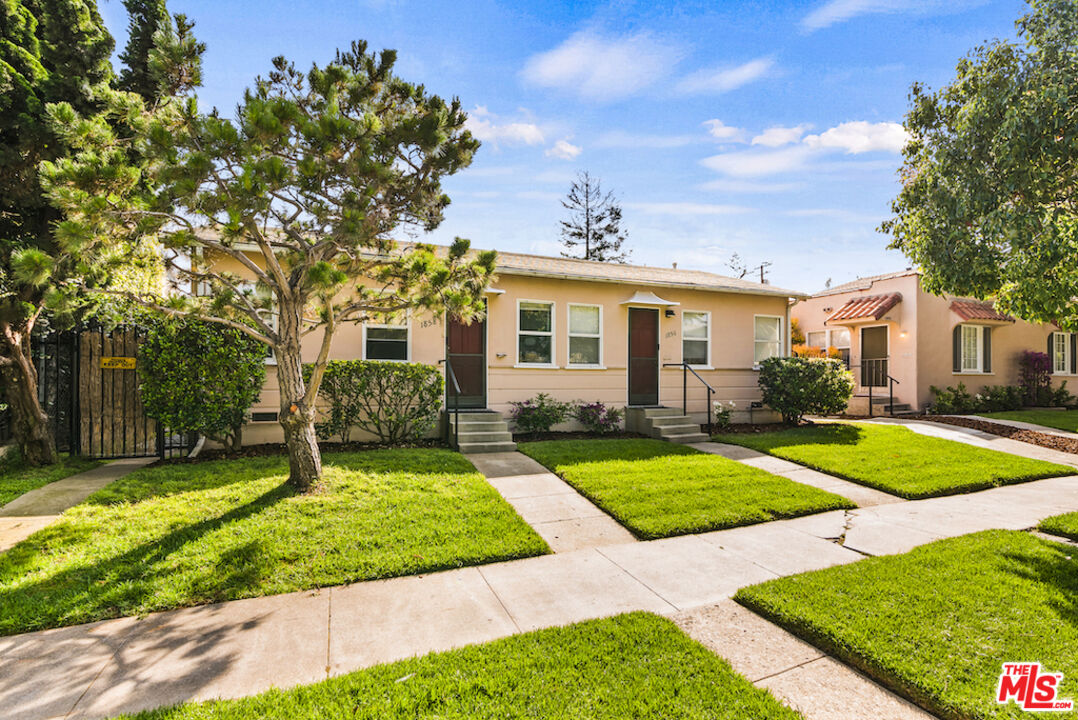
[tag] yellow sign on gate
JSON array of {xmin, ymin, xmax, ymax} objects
[{"xmin": 100, "ymin": 356, "xmax": 137, "ymax": 370}]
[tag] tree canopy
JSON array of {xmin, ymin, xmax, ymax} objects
[
  {"xmin": 44, "ymin": 41, "xmax": 495, "ymax": 488},
  {"xmin": 883, "ymin": 0, "xmax": 1078, "ymax": 327}
]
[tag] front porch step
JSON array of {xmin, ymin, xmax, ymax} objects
[
  {"xmin": 626, "ymin": 406, "xmax": 708, "ymax": 444},
  {"xmin": 446, "ymin": 410, "xmax": 517, "ymax": 453}
]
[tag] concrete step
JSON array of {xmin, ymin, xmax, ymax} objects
[
  {"xmin": 650, "ymin": 415, "xmax": 698, "ymax": 427},
  {"xmin": 458, "ymin": 441, "xmax": 518, "ymax": 454},
  {"xmin": 656, "ymin": 423, "xmax": 703, "ymax": 437},
  {"xmin": 450, "ymin": 420, "xmax": 508, "ymax": 432},
  {"xmin": 455, "ymin": 431, "xmax": 514, "ymax": 443},
  {"xmin": 665, "ymin": 432, "xmax": 709, "ymax": 444},
  {"xmin": 641, "ymin": 407, "xmax": 685, "ymax": 418}
]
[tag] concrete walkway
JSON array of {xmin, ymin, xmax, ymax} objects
[
  {"xmin": 5, "ymin": 470, "xmax": 1078, "ymax": 720},
  {"xmin": 963, "ymin": 413, "xmax": 1078, "ymax": 440},
  {"xmin": 465, "ymin": 451, "xmax": 635, "ymax": 551},
  {"xmin": 691, "ymin": 441, "xmax": 903, "ymax": 507},
  {"xmin": 0, "ymin": 457, "xmax": 156, "ymax": 552},
  {"xmin": 858, "ymin": 416, "xmax": 1078, "ymax": 468}
]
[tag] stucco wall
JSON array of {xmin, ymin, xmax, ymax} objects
[
  {"xmin": 792, "ymin": 271, "xmax": 1063, "ymax": 413},
  {"xmin": 205, "ymin": 251, "xmax": 791, "ymax": 443}
]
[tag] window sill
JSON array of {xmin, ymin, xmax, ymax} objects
[
  {"xmin": 566, "ymin": 365, "xmax": 606, "ymax": 370},
  {"xmin": 514, "ymin": 363, "xmax": 560, "ymax": 369},
  {"xmin": 685, "ymin": 365, "xmax": 713, "ymax": 371},
  {"xmin": 953, "ymin": 371, "xmax": 994, "ymax": 376}
]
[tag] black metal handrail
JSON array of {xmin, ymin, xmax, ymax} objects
[
  {"xmin": 663, "ymin": 362, "xmax": 716, "ymax": 430},
  {"xmin": 852, "ymin": 358, "xmax": 900, "ymax": 417},
  {"xmin": 440, "ymin": 358, "xmax": 462, "ymax": 449}
]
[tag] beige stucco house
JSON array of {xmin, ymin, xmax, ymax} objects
[
  {"xmin": 234, "ymin": 247, "xmax": 803, "ymax": 447},
  {"xmin": 792, "ymin": 270, "xmax": 1070, "ymax": 414}
]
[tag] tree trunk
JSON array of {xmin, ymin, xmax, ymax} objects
[
  {"xmin": 0, "ymin": 321, "xmax": 58, "ymax": 465},
  {"xmin": 274, "ymin": 323, "xmax": 321, "ymax": 491}
]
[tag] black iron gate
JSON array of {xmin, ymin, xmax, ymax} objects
[{"xmin": 0, "ymin": 324, "xmax": 197, "ymax": 460}]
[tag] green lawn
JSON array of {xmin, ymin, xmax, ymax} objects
[
  {"xmin": 713, "ymin": 423, "xmax": 1073, "ymax": 499},
  {"xmin": 1039, "ymin": 511, "xmax": 1078, "ymax": 541},
  {"xmin": 0, "ymin": 449, "xmax": 549, "ymax": 636},
  {"xmin": 0, "ymin": 452, "xmax": 102, "ymax": 507},
  {"xmin": 120, "ymin": 612, "xmax": 802, "ymax": 720},
  {"xmin": 980, "ymin": 409, "xmax": 1078, "ymax": 433},
  {"xmin": 518, "ymin": 438, "xmax": 853, "ymax": 540},
  {"xmin": 736, "ymin": 530, "xmax": 1078, "ymax": 720}
]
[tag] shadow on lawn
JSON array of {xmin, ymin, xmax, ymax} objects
[
  {"xmin": 1002, "ymin": 537, "xmax": 1078, "ymax": 629},
  {"xmin": 0, "ymin": 481, "xmax": 293, "ymax": 636},
  {"xmin": 718, "ymin": 423, "xmax": 868, "ymax": 449}
]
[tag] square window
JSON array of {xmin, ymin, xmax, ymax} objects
[{"xmin": 366, "ymin": 326, "xmax": 408, "ymax": 360}]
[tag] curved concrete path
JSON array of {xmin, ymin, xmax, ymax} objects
[{"xmin": 0, "ymin": 457, "xmax": 155, "ymax": 552}]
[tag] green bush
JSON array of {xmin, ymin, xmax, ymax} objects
[
  {"xmin": 508, "ymin": 393, "xmax": 572, "ymax": 434},
  {"xmin": 307, "ymin": 360, "xmax": 443, "ymax": 443},
  {"xmin": 572, "ymin": 401, "xmax": 623, "ymax": 434},
  {"xmin": 138, "ymin": 317, "xmax": 266, "ymax": 451},
  {"xmin": 757, "ymin": 356, "xmax": 855, "ymax": 425},
  {"xmin": 930, "ymin": 383, "xmax": 1026, "ymax": 414}
]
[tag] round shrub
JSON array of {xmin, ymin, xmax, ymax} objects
[
  {"xmin": 509, "ymin": 393, "xmax": 571, "ymax": 435},
  {"xmin": 758, "ymin": 356, "xmax": 855, "ymax": 425},
  {"xmin": 573, "ymin": 401, "xmax": 623, "ymax": 434},
  {"xmin": 138, "ymin": 317, "xmax": 267, "ymax": 451}
]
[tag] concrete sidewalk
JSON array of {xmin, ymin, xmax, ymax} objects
[
  {"xmin": 0, "ymin": 457, "xmax": 155, "ymax": 552},
  {"xmin": 4, "ymin": 471, "xmax": 1077, "ymax": 720},
  {"xmin": 963, "ymin": 414, "xmax": 1078, "ymax": 440}
]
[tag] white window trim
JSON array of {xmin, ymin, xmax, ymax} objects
[
  {"xmin": 753, "ymin": 314, "xmax": 784, "ymax": 369},
  {"xmin": 956, "ymin": 324, "xmax": 986, "ymax": 374},
  {"xmin": 516, "ymin": 299, "xmax": 557, "ymax": 368},
  {"xmin": 566, "ymin": 303, "xmax": 604, "ymax": 369},
  {"xmin": 682, "ymin": 310, "xmax": 712, "ymax": 369},
  {"xmin": 1053, "ymin": 332, "xmax": 1072, "ymax": 375},
  {"xmin": 362, "ymin": 320, "xmax": 412, "ymax": 362}
]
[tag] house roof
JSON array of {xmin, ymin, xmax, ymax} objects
[
  {"xmin": 812, "ymin": 269, "xmax": 919, "ymax": 298},
  {"xmin": 488, "ymin": 249, "xmax": 806, "ymax": 299},
  {"xmin": 950, "ymin": 300, "xmax": 1014, "ymax": 323},
  {"xmin": 825, "ymin": 293, "xmax": 903, "ymax": 324}
]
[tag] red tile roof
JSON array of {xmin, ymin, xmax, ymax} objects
[
  {"xmin": 825, "ymin": 293, "xmax": 902, "ymax": 324},
  {"xmin": 950, "ymin": 300, "xmax": 1013, "ymax": 322}
]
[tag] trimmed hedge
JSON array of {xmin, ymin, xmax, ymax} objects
[
  {"xmin": 308, "ymin": 360, "xmax": 443, "ymax": 443},
  {"xmin": 758, "ymin": 356, "xmax": 854, "ymax": 424}
]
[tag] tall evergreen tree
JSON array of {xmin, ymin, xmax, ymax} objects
[
  {"xmin": 558, "ymin": 171, "xmax": 630, "ymax": 263},
  {"xmin": 117, "ymin": 0, "xmax": 169, "ymax": 99},
  {"xmin": 0, "ymin": 0, "xmax": 114, "ymax": 465}
]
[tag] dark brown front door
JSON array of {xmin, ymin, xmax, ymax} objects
[
  {"xmin": 447, "ymin": 314, "xmax": 486, "ymax": 408},
  {"xmin": 628, "ymin": 308, "xmax": 659, "ymax": 406},
  {"xmin": 860, "ymin": 326, "xmax": 888, "ymax": 387}
]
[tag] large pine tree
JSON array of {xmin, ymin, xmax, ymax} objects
[
  {"xmin": 558, "ymin": 171, "xmax": 630, "ymax": 263},
  {"xmin": 0, "ymin": 0, "xmax": 114, "ymax": 464},
  {"xmin": 117, "ymin": 0, "xmax": 169, "ymax": 99}
]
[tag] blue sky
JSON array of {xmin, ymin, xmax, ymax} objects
[{"xmin": 99, "ymin": 0, "xmax": 1029, "ymax": 293}]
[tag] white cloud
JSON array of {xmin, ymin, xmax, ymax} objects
[
  {"xmin": 803, "ymin": 121, "xmax": 909, "ymax": 153},
  {"xmin": 801, "ymin": 0, "xmax": 987, "ymax": 31},
  {"xmin": 752, "ymin": 124, "xmax": 812, "ymax": 148},
  {"xmin": 626, "ymin": 202, "xmax": 753, "ymax": 216},
  {"xmin": 595, "ymin": 130, "xmax": 699, "ymax": 149},
  {"xmin": 701, "ymin": 120, "xmax": 908, "ymax": 178},
  {"xmin": 521, "ymin": 31, "xmax": 683, "ymax": 102},
  {"xmin": 703, "ymin": 119, "xmax": 745, "ymax": 142},
  {"xmin": 676, "ymin": 57, "xmax": 775, "ymax": 95},
  {"xmin": 701, "ymin": 146, "xmax": 815, "ymax": 177},
  {"xmin": 464, "ymin": 106, "xmax": 544, "ymax": 146},
  {"xmin": 698, "ymin": 178, "xmax": 805, "ymax": 194},
  {"xmin": 545, "ymin": 139, "xmax": 582, "ymax": 160}
]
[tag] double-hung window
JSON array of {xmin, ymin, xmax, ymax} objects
[
  {"xmin": 960, "ymin": 324, "xmax": 983, "ymax": 372},
  {"xmin": 1053, "ymin": 332, "xmax": 1071, "ymax": 374},
  {"xmin": 754, "ymin": 316, "xmax": 783, "ymax": 364},
  {"xmin": 518, "ymin": 301, "xmax": 554, "ymax": 365},
  {"xmin": 830, "ymin": 327, "xmax": 851, "ymax": 366},
  {"xmin": 682, "ymin": 311, "xmax": 710, "ymax": 367},
  {"xmin": 568, "ymin": 304, "xmax": 601, "ymax": 366},
  {"xmin": 365, "ymin": 321, "xmax": 409, "ymax": 360},
  {"xmin": 806, "ymin": 331, "xmax": 826, "ymax": 349}
]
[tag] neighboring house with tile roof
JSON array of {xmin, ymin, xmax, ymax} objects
[
  {"xmin": 205, "ymin": 242, "xmax": 805, "ymax": 445},
  {"xmin": 792, "ymin": 270, "xmax": 1069, "ymax": 414}
]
